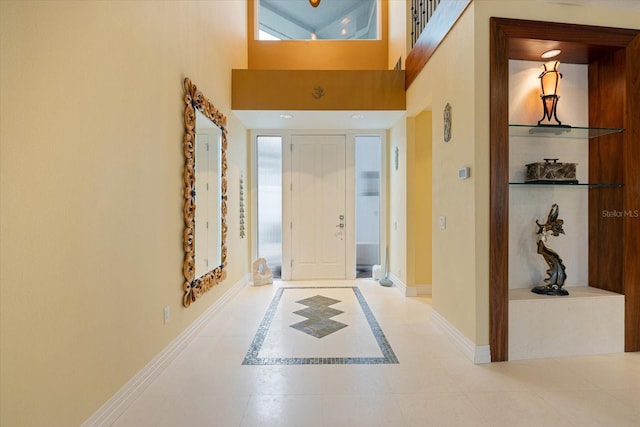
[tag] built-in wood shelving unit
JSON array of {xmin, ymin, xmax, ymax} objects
[{"xmin": 490, "ymin": 18, "xmax": 640, "ymax": 362}]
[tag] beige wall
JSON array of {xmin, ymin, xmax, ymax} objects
[
  {"xmin": 410, "ymin": 5, "xmax": 478, "ymax": 340},
  {"xmin": 413, "ymin": 111, "xmax": 433, "ymax": 286},
  {"xmin": 405, "ymin": 117, "xmax": 416, "ymax": 286},
  {"xmin": 388, "ymin": 119, "xmax": 407, "ymax": 283},
  {"xmin": 388, "ymin": 0, "xmax": 407, "ymax": 69},
  {"xmin": 406, "ymin": 0, "xmax": 640, "ymax": 348},
  {"xmin": 232, "ymin": 69, "xmax": 405, "ymax": 110},
  {"xmin": 0, "ymin": 1, "xmax": 248, "ymax": 426},
  {"xmin": 405, "ymin": 111, "xmax": 432, "ymax": 288}
]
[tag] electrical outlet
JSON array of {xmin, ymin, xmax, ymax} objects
[{"xmin": 163, "ymin": 306, "xmax": 170, "ymax": 324}]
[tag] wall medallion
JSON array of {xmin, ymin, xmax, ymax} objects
[{"xmin": 312, "ymin": 86, "xmax": 325, "ymax": 99}]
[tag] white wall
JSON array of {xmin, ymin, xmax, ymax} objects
[{"xmin": 388, "ymin": 0, "xmax": 407, "ymax": 69}]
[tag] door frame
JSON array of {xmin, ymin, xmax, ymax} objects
[{"xmin": 251, "ymin": 129, "xmax": 387, "ymax": 281}]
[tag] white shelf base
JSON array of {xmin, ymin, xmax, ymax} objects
[{"xmin": 508, "ymin": 286, "xmax": 624, "ymax": 360}]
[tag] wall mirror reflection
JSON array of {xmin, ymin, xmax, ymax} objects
[
  {"xmin": 194, "ymin": 109, "xmax": 222, "ymax": 277},
  {"xmin": 182, "ymin": 78, "xmax": 227, "ymax": 307}
]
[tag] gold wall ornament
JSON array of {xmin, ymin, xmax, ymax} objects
[
  {"xmin": 312, "ymin": 86, "xmax": 325, "ymax": 99},
  {"xmin": 182, "ymin": 77, "xmax": 228, "ymax": 307},
  {"xmin": 309, "ymin": 0, "xmax": 320, "ymax": 8}
]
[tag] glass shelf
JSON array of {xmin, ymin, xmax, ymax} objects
[
  {"xmin": 509, "ymin": 182, "xmax": 623, "ymax": 188},
  {"xmin": 509, "ymin": 124, "xmax": 624, "ymax": 139}
]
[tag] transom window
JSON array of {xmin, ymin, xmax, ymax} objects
[{"xmin": 258, "ymin": 0, "xmax": 379, "ymax": 40}]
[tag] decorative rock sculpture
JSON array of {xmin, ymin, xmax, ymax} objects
[
  {"xmin": 252, "ymin": 258, "xmax": 273, "ymax": 287},
  {"xmin": 444, "ymin": 102, "xmax": 452, "ymax": 142},
  {"xmin": 532, "ymin": 204, "xmax": 569, "ymax": 296},
  {"xmin": 525, "ymin": 158, "xmax": 577, "ymax": 184}
]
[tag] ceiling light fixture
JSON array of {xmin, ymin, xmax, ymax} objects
[
  {"xmin": 541, "ymin": 49, "xmax": 561, "ymax": 59},
  {"xmin": 351, "ymin": 114, "xmax": 364, "ymax": 119},
  {"xmin": 309, "ymin": 0, "xmax": 320, "ymax": 7},
  {"xmin": 279, "ymin": 114, "xmax": 293, "ymax": 119}
]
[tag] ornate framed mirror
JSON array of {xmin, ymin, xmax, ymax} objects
[{"xmin": 182, "ymin": 77, "xmax": 228, "ymax": 307}]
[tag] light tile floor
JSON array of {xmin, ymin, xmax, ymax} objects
[{"xmin": 112, "ymin": 280, "xmax": 640, "ymax": 427}]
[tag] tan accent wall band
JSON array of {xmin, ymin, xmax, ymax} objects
[{"xmin": 232, "ymin": 69, "xmax": 405, "ymax": 111}]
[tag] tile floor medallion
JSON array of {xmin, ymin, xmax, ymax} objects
[
  {"xmin": 242, "ymin": 286, "xmax": 398, "ymax": 365},
  {"xmin": 290, "ymin": 295, "xmax": 348, "ymax": 338}
]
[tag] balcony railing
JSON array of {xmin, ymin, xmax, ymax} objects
[
  {"xmin": 410, "ymin": 0, "xmax": 441, "ymax": 48},
  {"xmin": 405, "ymin": 0, "xmax": 471, "ymax": 88}
]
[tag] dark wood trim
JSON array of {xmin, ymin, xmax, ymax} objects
[
  {"xmin": 405, "ymin": 0, "xmax": 471, "ymax": 89},
  {"xmin": 491, "ymin": 18, "xmax": 637, "ymax": 53},
  {"xmin": 588, "ymin": 50, "xmax": 625, "ymax": 295},
  {"xmin": 489, "ymin": 17, "xmax": 640, "ymax": 360},
  {"xmin": 489, "ymin": 18, "xmax": 510, "ymax": 362},
  {"xmin": 624, "ymin": 33, "xmax": 640, "ymax": 352}
]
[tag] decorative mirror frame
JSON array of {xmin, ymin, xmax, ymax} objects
[{"xmin": 182, "ymin": 77, "xmax": 228, "ymax": 307}]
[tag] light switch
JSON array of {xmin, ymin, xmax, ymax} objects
[
  {"xmin": 439, "ymin": 216, "xmax": 446, "ymax": 230},
  {"xmin": 458, "ymin": 167, "xmax": 470, "ymax": 180}
]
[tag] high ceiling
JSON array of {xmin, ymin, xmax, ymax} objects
[{"xmin": 259, "ymin": 0, "xmax": 378, "ymax": 40}]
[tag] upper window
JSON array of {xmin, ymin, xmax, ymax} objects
[{"xmin": 258, "ymin": 0, "xmax": 379, "ymax": 40}]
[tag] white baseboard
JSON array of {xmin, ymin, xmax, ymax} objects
[
  {"xmin": 388, "ymin": 273, "xmax": 410, "ymax": 295},
  {"xmin": 387, "ymin": 274, "xmax": 431, "ymax": 297},
  {"xmin": 431, "ymin": 309, "xmax": 491, "ymax": 364},
  {"xmin": 416, "ymin": 284, "xmax": 432, "ymax": 295},
  {"xmin": 81, "ymin": 273, "xmax": 250, "ymax": 427}
]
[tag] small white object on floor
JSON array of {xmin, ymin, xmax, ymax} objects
[
  {"xmin": 372, "ymin": 264, "xmax": 382, "ymax": 280},
  {"xmin": 251, "ymin": 258, "xmax": 273, "ymax": 286}
]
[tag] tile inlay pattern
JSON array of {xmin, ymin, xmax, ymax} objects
[
  {"xmin": 242, "ymin": 287, "xmax": 399, "ymax": 365},
  {"xmin": 290, "ymin": 295, "xmax": 348, "ymax": 338}
]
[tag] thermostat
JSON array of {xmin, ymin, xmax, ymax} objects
[{"xmin": 458, "ymin": 167, "xmax": 470, "ymax": 180}]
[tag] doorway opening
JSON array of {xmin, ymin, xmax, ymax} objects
[
  {"xmin": 254, "ymin": 131, "xmax": 384, "ymax": 281},
  {"xmin": 355, "ymin": 135, "xmax": 381, "ymax": 278}
]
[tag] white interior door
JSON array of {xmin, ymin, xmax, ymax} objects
[{"xmin": 290, "ymin": 135, "xmax": 346, "ymax": 279}]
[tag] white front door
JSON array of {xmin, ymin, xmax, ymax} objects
[{"xmin": 290, "ymin": 135, "xmax": 346, "ymax": 279}]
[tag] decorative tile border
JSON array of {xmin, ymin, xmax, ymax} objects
[{"xmin": 242, "ymin": 286, "xmax": 399, "ymax": 365}]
